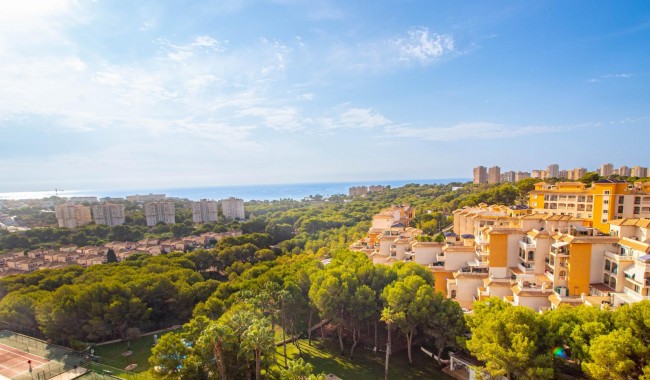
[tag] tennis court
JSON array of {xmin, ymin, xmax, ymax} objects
[
  {"xmin": 0, "ymin": 330, "xmax": 87, "ymax": 380},
  {"xmin": 0, "ymin": 342, "xmax": 49, "ymax": 379}
]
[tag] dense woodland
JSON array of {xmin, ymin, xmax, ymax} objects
[{"xmin": 1, "ymin": 179, "xmax": 649, "ymax": 379}]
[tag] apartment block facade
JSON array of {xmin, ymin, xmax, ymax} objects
[
  {"xmin": 191, "ymin": 200, "xmax": 219, "ymax": 223},
  {"xmin": 473, "ymin": 166, "xmax": 487, "ymax": 184},
  {"xmin": 55, "ymin": 203, "xmax": 92, "ymax": 229},
  {"xmin": 528, "ymin": 179, "xmax": 650, "ymax": 233},
  {"xmin": 144, "ymin": 202, "xmax": 176, "ymax": 226},
  {"xmin": 487, "ymin": 166, "xmax": 501, "ymax": 184},
  {"xmin": 222, "ymin": 197, "xmax": 245, "ymax": 220},
  {"xmin": 352, "ymin": 199, "xmax": 650, "ymax": 313},
  {"xmin": 92, "ymin": 203, "xmax": 126, "ymax": 227}
]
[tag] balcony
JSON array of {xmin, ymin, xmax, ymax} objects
[
  {"xmin": 605, "ymin": 250, "xmax": 635, "ymax": 262},
  {"xmin": 468, "ymin": 259, "xmax": 489, "ymax": 269},
  {"xmin": 551, "ymin": 246, "xmax": 569, "ymax": 257},
  {"xmin": 519, "ymin": 240, "xmax": 536, "ymax": 250},
  {"xmin": 517, "ymin": 262, "xmax": 535, "ymax": 273},
  {"xmin": 476, "ymin": 247, "xmax": 490, "ymax": 256},
  {"xmin": 436, "ymin": 254, "xmax": 446, "ymax": 262}
]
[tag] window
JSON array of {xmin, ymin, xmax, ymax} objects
[
  {"xmin": 602, "ymin": 219, "xmax": 608, "ymax": 223},
  {"xmin": 618, "ymin": 206, "xmax": 624, "ymax": 213},
  {"xmin": 604, "ymin": 200, "xmax": 609, "ymax": 204},
  {"xmin": 603, "ymin": 209, "xmax": 609, "ymax": 214},
  {"xmin": 633, "ymin": 207, "xmax": 640, "ymax": 214},
  {"xmin": 604, "ymin": 190, "xmax": 611, "ymax": 195},
  {"xmin": 619, "ymin": 196, "xmax": 624, "ymax": 203}
]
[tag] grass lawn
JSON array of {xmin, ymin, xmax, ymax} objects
[
  {"xmin": 269, "ymin": 338, "xmax": 454, "ymax": 380},
  {"xmin": 92, "ymin": 334, "xmax": 156, "ymax": 374}
]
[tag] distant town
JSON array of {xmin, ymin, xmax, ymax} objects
[{"xmin": 472, "ymin": 162, "xmax": 648, "ymax": 184}]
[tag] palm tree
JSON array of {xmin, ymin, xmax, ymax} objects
[
  {"xmin": 381, "ymin": 308, "xmax": 396, "ymax": 380},
  {"xmin": 242, "ymin": 318, "xmax": 274, "ymax": 380},
  {"xmin": 201, "ymin": 322, "xmax": 231, "ymax": 380}
]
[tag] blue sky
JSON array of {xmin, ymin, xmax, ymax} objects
[{"xmin": 1, "ymin": 1, "xmax": 649, "ymax": 192}]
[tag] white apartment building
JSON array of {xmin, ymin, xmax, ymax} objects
[
  {"xmin": 68, "ymin": 196, "xmax": 99, "ymax": 204},
  {"xmin": 191, "ymin": 200, "xmax": 219, "ymax": 223},
  {"xmin": 92, "ymin": 203, "xmax": 126, "ymax": 227},
  {"xmin": 144, "ymin": 202, "xmax": 176, "ymax": 226},
  {"xmin": 473, "ymin": 166, "xmax": 487, "ymax": 184},
  {"xmin": 221, "ymin": 197, "xmax": 245, "ymax": 220},
  {"xmin": 126, "ymin": 194, "xmax": 166, "ymax": 202},
  {"xmin": 55, "ymin": 203, "xmax": 92, "ymax": 229},
  {"xmin": 546, "ymin": 164, "xmax": 559, "ymax": 178}
]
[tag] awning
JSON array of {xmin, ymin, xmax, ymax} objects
[
  {"xmin": 572, "ymin": 225, "xmax": 588, "ymax": 232},
  {"xmin": 638, "ymin": 254, "xmax": 650, "ymax": 262},
  {"xmin": 624, "ymin": 266, "xmax": 636, "ymax": 277},
  {"xmin": 552, "ymin": 241, "xmax": 569, "ymax": 248}
]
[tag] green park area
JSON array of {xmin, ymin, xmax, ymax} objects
[
  {"xmin": 270, "ymin": 338, "xmax": 453, "ymax": 380},
  {"xmin": 92, "ymin": 335, "xmax": 157, "ymax": 376}
]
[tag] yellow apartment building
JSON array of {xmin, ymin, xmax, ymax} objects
[{"xmin": 529, "ymin": 179, "xmax": 650, "ymax": 233}]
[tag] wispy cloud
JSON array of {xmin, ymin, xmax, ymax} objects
[
  {"xmin": 384, "ymin": 122, "xmax": 596, "ymax": 141},
  {"xmin": 393, "ymin": 27, "xmax": 455, "ymax": 64},
  {"xmin": 321, "ymin": 108, "xmax": 393, "ymax": 130},
  {"xmin": 317, "ymin": 26, "xmax": 456, "ymax": 74},
  {"xmin": 589, "ymin": 73, "xmax": 634, "ymax": 82},
  {"xmin": 238, "ymin": 106, "xmax": 308, "ymax": 131}
]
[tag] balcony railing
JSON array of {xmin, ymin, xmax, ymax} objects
[
  {"xmin": 519, "ymin": 240, "xmax": 536, "ymax": 250},
  {"xmin": 518, "ymin": 262, "xmax": 535, "ymax": 273}
]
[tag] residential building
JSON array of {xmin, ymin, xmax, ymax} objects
[
  {"xmin": 349, "ymin": 186, "xmax": 368, "ymax": 197},
  {"xmin": 618, "ymin": 166, "xmax": 631, "ymax": 177},
  {"xmin": 68, "ymin": 196, "xmax": 99, "ymax": 204},
  {"xmin": 191, "ymin": 200, "xmax": 219, "ymax": 223},
  {"xmin": 92, "ymin": 203, "xmax": 126, "ymax": 227},
  {"xmin": 528, "ymin": 179, "xmax": 650, "ymax": 233},
  {"xmin": 54, "ymin": 203, "xmax": 92, "ymax": 229},
  {"xmin": 607, "ymin": 219, "xmax": 650, "ymax": 305},
  {"xmin": 559, "ymin": 170, "xmax": 568, "ymax": 179},
  {"xmin": 600, "ymin": 163, "xmax": 614, "ymax": 177},
  {"xmin": 473, "ymin": 166, "xmax": 487, "ymax": 184},
  {"xmin": 144, "ymin": 202, "xmax": 176, "ymax": 226},
  {"xmin": 567, "ymin": 168, "xmax": 586, "ymax": 180},
  {"xmin": 488, "ymin": 166, "xmax": 501, "ymax": 184},
  {"xmin": 222, "ymin": 197, "xmax": 245, "ymax": 220},
  {"xmin": 515, "ymin": 172, "xmax": 531, "ymax": 181},
  {"xmin": 126, "ymin": 194, "xmax": 166, "ymax": 202},
  {"xmin": 532, "ymin": 170, "xmax": 546, "ymax": 179},
  {"xmin": 501, "ymin": 171, "xmax": 516, "ymax": 183},
  {"xmin": 631, "ymin": 166, "xmax": 648, "ymax": 178},
  {"xmin": 547, "ymin": 164, "xmax": 560, "ymax": 179}
]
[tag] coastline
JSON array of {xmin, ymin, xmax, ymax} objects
[{"xmin": 0, "ymin": 178, "xmax": 470, "ymax": 202}]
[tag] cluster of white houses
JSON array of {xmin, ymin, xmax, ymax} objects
[
  {"xmin": 0, "ymin": 230, "xmax": 242, "ymax": 277},
  {"xmin": 351, "ymin": 202, "xmax": 650, "ymax": 311},
  {"xmin": 53, "ymin": 197, "xmax": 246, "ymax": 229}
]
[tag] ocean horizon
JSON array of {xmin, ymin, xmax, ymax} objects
[{"xmin": 0, "ymin": 178, "xmax": 470, "ymax": 202}]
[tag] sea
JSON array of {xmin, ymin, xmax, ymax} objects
[{"xmin": 0, "ymin": 178, "xmax": 470, "ymax": 202}]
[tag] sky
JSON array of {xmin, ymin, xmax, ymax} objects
[{"xmin": 1, "ymin": 1, "xmax": 649, "ymax": 192}]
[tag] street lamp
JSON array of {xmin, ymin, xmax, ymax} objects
[{"xmin": 27, "ymin": 360, "xmax": 33, "ymax": 379}]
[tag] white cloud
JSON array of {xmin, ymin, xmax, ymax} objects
[
  {"xmin": 317, "ymin": 107, "xmax": 393, "ymax": 130},
  {"xmin": 590, "ymin": 73, "xmax": 634, "ymax": 82},
  {"xmin": 385, "ymin": 122, "xmax": 595, "ymax": 141},
  {"xmin": 238, "ymin": 106, "xmax": 307, "ymax": 131},
  {"xmin": 394, "ymin": 27, "xmax": 455, "ymax": 64}
]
